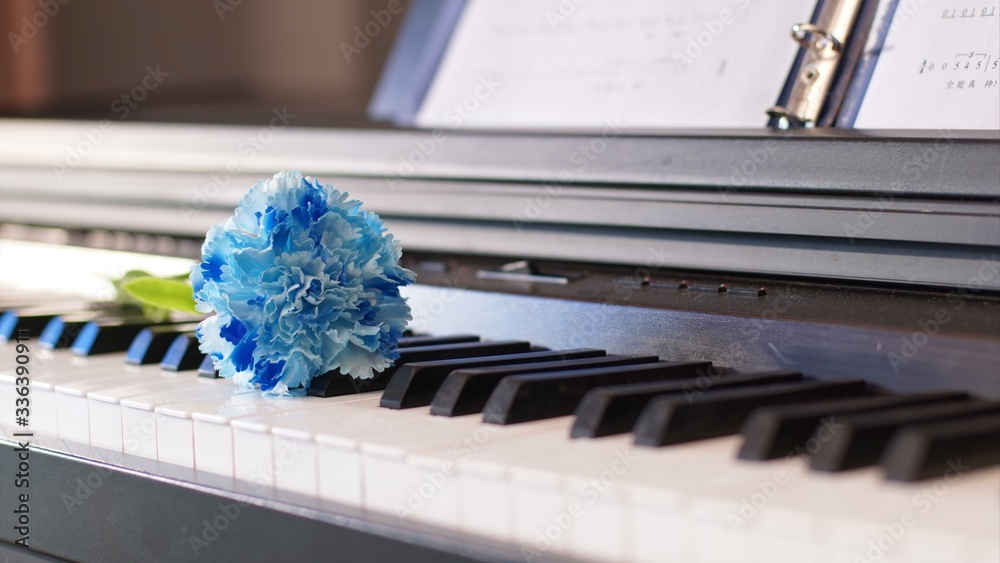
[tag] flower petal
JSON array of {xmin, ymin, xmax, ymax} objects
[{"xmin": 191, "ymin": 171, "xmax": 414, "ymax": 395}]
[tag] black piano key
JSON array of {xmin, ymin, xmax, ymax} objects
[
  {"xmin": 633, "ymin": 378, "xmax": 869, "ymax": 447},
  {"xmin": 0, "ymin": 301, "xmax": 107, "ymax": 341},
  {"xmin": 125, "ymin": 324, "xmax": 199, "ymax": 365},
  {"xmin": 307, "ymin": 340, "xmax": 533, "ymax": 397},
  {"xmin": 71, "ymin": 319, "xmax": 160, "ymax": 356},
  {"xmin": 738, "ymin": 390, "xmax": 969, "ymax": 461},
  {"xmin": 38, "ymin": 315, "xmax": 94, "ymax": 350},
  {"xmin": 160, "ymin": 334, "xmax": 207, "ymax": 371},
  {"xmin": 880, "ymin": 413, "xmax": 1000, "ymax": 482},
  {"xmin": 0, "ymin": 310, "xmax": 58, "ymax": 341},
  {"xmin": 380, "ymin": 348, "xmax": 606, "ymax": 410},
  {"xmin": 483, "ymin": 361, "xmax": 715, "ymax": 425},
  {"xmin": 39, "ymin": 312, "xmax": 146, "ymax": 350},
  {"xmin": 198, "ymin": 354, "xmax": 220, "ymax": 378},
  {"xmin": 397, "ymin": 334, "xmax": 479, "ymax": 347},
  {"xmin": 809, "ymin": 400, "xmax": 1000, "ymax": 472},
  {"xmin": 430, "ymin": 355, "xmax": 660, "ymax": 417},
  {"xmin": 572, "ymin": 371, "xmax": 803, "ymax": 439}
]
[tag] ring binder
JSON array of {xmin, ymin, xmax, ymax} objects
[
  {"xmin": 768, "ymin": 0, "xmax": 864, "ymax": 129},
  {"xmin": 790, "ymin": 23, "xmax": 843, "ymax": 52}
]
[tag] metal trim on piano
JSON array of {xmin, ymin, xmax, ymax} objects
[{"xmin": 1, "ymin": 119, "xmax": 998, "ymax": 290}]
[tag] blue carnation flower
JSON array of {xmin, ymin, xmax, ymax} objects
[{"xmin": 191, "ymin": 171, "xmax": 415, "ymax": 395}]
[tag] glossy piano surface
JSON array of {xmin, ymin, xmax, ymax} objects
[
  {"xmin": 1, "ymin": 240, "xmax": 998, "ymax": 562},
  {"xmin": 0, "ymin": 116, "xmax": 998, "ymax": 561},
  {"xmin": 1, "ymin": 120, "xmax": 998, "ymax": 291}
]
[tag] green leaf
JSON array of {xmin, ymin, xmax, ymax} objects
[{"xmin": 121, "ymin": 277, "xmax": 200, "ymax": 315}]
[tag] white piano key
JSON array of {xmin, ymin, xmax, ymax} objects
[
  {"xmin": 107, "ymin": 378, "xmax": 246, "ymax": 454},
  {"xmin": 407, "ymin": 421, "xmax": 751, "ymax": 560},
  {"xmin": 90, "ymin": 396, "xmax": 128, "ymax": 451},
  {"xmin": 238, "ymin": 397, "xmax": 388, "ymax": 491},
  {"xmin": 317, "ymin": 433, "xmax": 365, "ymax": 507},
  {"xmin": 57, "ymin": 367, "xmax": 197, "ymax": 444},
  {"xmin": 156, "ymin": 408, "xmax": 201, "ymax": 466},
  {"xmin": 513, "ymin": 477, "xmax": 576, "ymax": 557},
  {"xmin": 228, "ymin": 399, "xmax": 498, "ymax": 510},
  {"xmin": 447, "ymin": 422, "xmax": 608, "ymax": 557},
  {"xmin": 22, "ymin": 352, "xmax": 134, "ymax": 386},
  {"xmin": 155, "ymin": 392, "xmax": 347, "ymax": 476},
  {"xmin": 30, "ymin": 365, "xmax": 142, "ymax": 437},
  {"xmin": 302, "ymin": 402, "xmax": 560, "ymax": 523},
  {"xmin": 1, "ymin": 350, "xmax": 129, "ymax": 436},
  {"xmin": 757, "ymin": 463, "xmax": 1000, "ymax": 563},
  {"xmin": 53, "ymin": 362, "xmax": 190, "ymax": 397},
  {"xmin": 264, "ymin": 395, "xmax": 384, "ymax": 497},
  {"xmin": 359, "ymin": 413, "xmax": 484, "ymax": 523},
  {"xmin": 909, "ymin": 469, "xmax": 1000, "ymax": 563},
  {"xmin": 401, "ymin": 452, "xmax": 461, "ymax": 529},
  {"xmin": 627, "ymin": 482, "xmax": 686, "ymax": 563},
  {"xmin": 457, "ymin": 467, "xmax": 511, "ymax": 542},
  {"xmin": 231, "ymin": 392, "xmax": 381, "ymax": 495},
  {"xmin": 361, "ymin": 413, "xmax": 480, "ymax": 519},
  {"xmin": 270, "ymin": 430, "xmax": 318, "ymax": 497},
  {"xmin": 621, "ymin": 438, "xmax": 811, "ymax": 563},
  {"xmin": 354, "ymin": 415, "xmax": 567, "ymax": 537}
]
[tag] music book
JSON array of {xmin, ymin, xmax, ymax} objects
[
  {"xmin": 372, "ymin": 0, "xmax": 1000, "ymax": 130},
  {"xmin": 843, "ymin": 0, "xmax": 1000, "ymax": 129},
  {"xmin": 367, "ymin": 0, "xmax": 468, "ymax": 125}
]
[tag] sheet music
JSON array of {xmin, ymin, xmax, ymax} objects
[
  {"xmin": 416, "ymin": 0, "xmax": 813, "ymax": 130},
  {"xmin": 853, "ymin": 0, "xmax": 1000, "ymax": 129}
]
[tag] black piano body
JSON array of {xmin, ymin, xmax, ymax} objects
[{"xmin": 0, "ymin": 120, "xmax": 997, "ymax": 561}]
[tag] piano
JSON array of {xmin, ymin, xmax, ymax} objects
[{"xmin": 0, "ymin": 119, "xmax": 998, "ymax": 563}]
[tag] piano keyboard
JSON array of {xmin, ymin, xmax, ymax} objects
[{"xmin": 1, "ymin": 241, "xmax": 998, "ymax": 563}]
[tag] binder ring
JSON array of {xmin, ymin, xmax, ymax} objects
[{"xmin": 791, "ymin": 23, "xmax": 842, "ymax": 52}]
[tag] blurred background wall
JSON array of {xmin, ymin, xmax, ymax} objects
[{"xmin": 0, "ymin": 0, "xmax": 404, "ymax": 125}]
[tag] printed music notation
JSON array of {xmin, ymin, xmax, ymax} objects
[
  {"xmin": 915, "ymin": 52, "xmax": 1000, "ymax": 92},
  {"xmin": 417, "ymin": 0, "xmax": 812, "ymax": 129},
  {"xmin": 940, "ymin": 6, "xmax": 997, "ymax": 19},
  {"xmin": 918, "ymin": 53, "xmax": 999, "ymax": 74},
  {"xmin": 854, "ymin": 0, "xmax": 1000, "ymax": 129}
]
